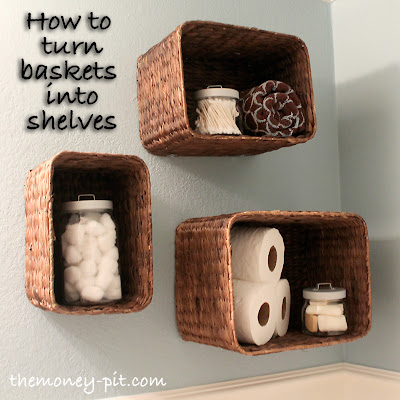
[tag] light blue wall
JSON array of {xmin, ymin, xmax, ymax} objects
[
  {"xmin": 0, "ymin": 1, "xmax": 341, "ymax": 399},
  {"xmin": 332, "ymin": 0, "xmax": 400, "ymax": 372}
]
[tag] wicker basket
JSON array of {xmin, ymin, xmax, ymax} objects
[
  {"xmin": 137, "ymin": 21, "xmax": 316, "ymax": 156},
  {"xmin": 175, "ymin": 211, "xmax": 371, "ymax": 355},
  {"xmin": 25, "ymin": 151, "xmax": 153, "ymax": 315}
]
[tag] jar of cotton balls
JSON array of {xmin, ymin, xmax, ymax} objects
[
  {"xmin": 60, "ymin": 194, "xmax": 122, "ymax": 305},
  {"xmin": 302, "ymin": 283, "xmax": 347, "ymax": 336},
  {"xmin": 194, "ymin": 85, "xmax": 243, "ymax": 135}
]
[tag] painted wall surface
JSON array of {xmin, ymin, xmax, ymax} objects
[
  {"xmin": 0, "ymin": 1, "xmax": 341, "ymax": 399},
  {"xmin": 332, "ymin": 0, "xmax": 400, "ymax": 372}
]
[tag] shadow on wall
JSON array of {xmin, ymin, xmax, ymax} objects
[
  {"xmin": 337, "ymin": 64, "xmax": 400, "ymax": 240},
  {"xmin": 41, "ymin": 193, "xmax": 186, "ymax": 388},
  {"xmin": 337, "ymin": 66, "xmax": 400, "ymax": 370},
  {"xmin": 346, "ymin": 238, "xmax": 400, "ymax": 371}
]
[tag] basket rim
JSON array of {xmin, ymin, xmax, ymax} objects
[{"xmin": 177, "ymin": 20, "xmax": 309, "ymax": 46}]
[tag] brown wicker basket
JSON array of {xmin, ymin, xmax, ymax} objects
[
  {"xmin": 137, "ymin": 21, "xmax": 316, "ymax": 156},
  {"xmin": 175, "ymin": 211, "xmax": 371, "ymax": 355},
  {"xmin": 25, "ymin": 151, "xmax": 153, "ymax": 315}
]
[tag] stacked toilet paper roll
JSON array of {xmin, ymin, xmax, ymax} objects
[{"xmin": 231, "ymin": 227, "xmax": 291, "ymax": 346}]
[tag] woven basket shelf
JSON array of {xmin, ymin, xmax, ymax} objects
[
  {"xmin": 137, "ymin": 21, "xmax": 316, "ymax": 156},
  {"xmin": 25, "ymin": 151, "xmax": 153, "ymax": 315},
  {"xmin": 175, "ymin": 211, "xmax": 371, "ymax": 355}
]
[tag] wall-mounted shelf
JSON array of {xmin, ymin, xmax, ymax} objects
[
  {"xmin": 175, "ymin": 211, "xmax": 371, "ymax": 355},
  {"xmin": 137, "ymin": 21, "xmax": 316, "ymax": 156},
  {"xmin": 25, "ymin": 151, "xmax": 153, "ymax": 315}
]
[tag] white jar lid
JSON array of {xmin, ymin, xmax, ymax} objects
[
  {"xmin": 194, "ymin": 85, "xmax": 239, "ymax": 100},
  {"xmin": 303, "ymin": 283, "xmax": 346, "ymax": 301},
  {"xmin": 62, "ymin": 194, "xmax": 113, "ymax": 212}
]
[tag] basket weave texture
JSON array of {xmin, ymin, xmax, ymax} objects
[
  {"xmin": 175, "ymin": 211, "xmax": 371, "ymax": 355},
  {"xmin": 137, "ymin": 21, "xmax": 316, "ymax": 156},
  {"xmin": 25, "ymin": 151, "xmax": 153, "ymax": 314}
]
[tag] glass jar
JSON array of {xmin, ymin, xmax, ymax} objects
[
  {"xmin": 194, "ymin": 85, "xmax": 243, "ymax": 135},
  {"xmin": 60, "ymin": 194, "xmax": 122, "ymax": 305},
  {"xmin": 302, "ymin": 283, "xmax": 347, "ymax": 336}
]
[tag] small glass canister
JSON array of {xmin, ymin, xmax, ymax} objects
[
  {"xmin": 302, "ymin": 283, "xmax": 347, "ymax": 336},
  {"xmin": 194, "ymin": 85, "xmax": 243, "ymax": 135},
  {"xmin": 60, "ymin": 194, "xmax": 122, "ymax": 305}
]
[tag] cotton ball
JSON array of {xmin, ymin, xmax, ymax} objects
[
  {"xmin": 104, "ymin": 287, "xmax": 122, "ymax": 301},
  {"xmin": 80, "ymin": 238, "xmax": 102, "ymax": 264},
  {"xmin": 98, "ymin": 257, "xmax": 118, "ymax": 275},
  {"xmin": 104, "ymin": 247, "xmax": 119, "ymax": 261},
  {"xmin": 78, "ymin": 235, "xmax": 96, "ymax": 252},
  {"xmin": 63, "ymin": 223, "xmax": 85, "ymax": 246},
  {"xmin": 79, "ymin": 260, "xmax": 97, "ymax": 277},
  {"xmin": 75, "ymin": 276, "xmax": 95, "ymax": 294},
  {"xmin": 100, "ymin": 213, "xmax": 115, "ymax": 230},
  {"xmin": 64, "ymin": 246, "xmax": 82, "ymax": 266},
  {"xmin": 64, "ymin": 266, "xmax": 81, "ymax": 285},
  {"xmin": 81, "ymin": 286, "xmax": 104, "ymax": 303},
  {"xmin": 65, "ymin": 282, "xmax": 80, "ymax": 302},
  {"xmin": 95, "ymin": 270, "xmax": 114, "ymax": 290},
  {"xmin": 97, "ymin": 231, "xmax": 117, "ymax": 254},
  {"xmin": 85, "ymin": 220, "xmax": 106, "ymax": 237},
  {"xmin": 104, "ymin": 276, "xmax": 122, "ymax": 300},
  {"xmin": 109, "ymin": 275, "xmax": 121, "ymax": 291}
]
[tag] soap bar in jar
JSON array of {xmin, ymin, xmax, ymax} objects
[{"xmin": 60, "ymin": 194, "xmax": 122, "ymax": 305}]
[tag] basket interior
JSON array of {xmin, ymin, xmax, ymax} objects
[
  {"xmin": 180, "ymin": 22, "xmax": 313, "ymax": 136},
  {"xmin": 231, "ymin": 214, "xmax": 370, "ymax": 352},
  {"xmin": 51, "ymin": 154, "xmax": 151, "ymax": 310}
]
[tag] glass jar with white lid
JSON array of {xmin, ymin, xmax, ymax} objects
[
  {"xmin": 194, "ymin": 85, "xmax": 243, "ymax": 135},
  {"xmin": 302, "ymin": 283, "xmax": 347, "ymax": 336},
  {"xmin": 60, "ymin": 194, "xmax": 122, "ymax": 305}
]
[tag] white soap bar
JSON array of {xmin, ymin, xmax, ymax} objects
[
  {"xmin": 62, "ymin": 224, "xmax": 85, "ymax": 246},
  {"xmin": 79, "ymin": 260, "xmax": 97, "ymax": 277},
  {"xmin": 64, "ymin": 266, "xmax": 81, "ymax": 285},
  {"xmin": 75, "ymin": 276, "xmax": 95, "ymax": 293},
  {"xmin": 65, "ymin": 282, "xmax": 80, "ymax": 302},
  {"xmin": 85, "ymin": 220, "xmax": 106, "ymax": 237},
  {"xmin": 104, "ymin": 247, "xmax": 119, "ymax": 261},
  {"xmin": 95, "ymin": 270, "xmax": 114, "ymax": 290},
  {"xmin": 100, "ymin": 213, "xmax": 115, "ymax": 230},
  {"xmin": 306, "ymin": 304, "xmax": 344, "ymax": 316},
  {"xmin": 98, "ymin": 257, "xmax": 118, "ymax": 275},
  {"xmin": 310, "ymin": 301, "xmax": 328, "ymax": 306},
  {"xmin": 97, "ymin": 231, "xmax": 117, "ymax": 253},
  {"xmin": 318, "ymin": 315, "xmax": 348, "ymax": 332},
  {"xmin": 64, "ymin": 246, "xmax": 83, "ymax": 266},
  {"xmin": 81, "ymin": 286, "xmax": 104, "ymax": 302}
]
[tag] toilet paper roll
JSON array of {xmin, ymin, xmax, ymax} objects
[
  {"xmin": 274, "ymin": 279, "xmax": 291, "ymax": 337},
  {"xmin": 233, "ymin": 279, "xmax": 278, "ymax": 346},
  {"xmin": 230, "ymin": 227, "xmax": 284, "ymax": 283}
]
